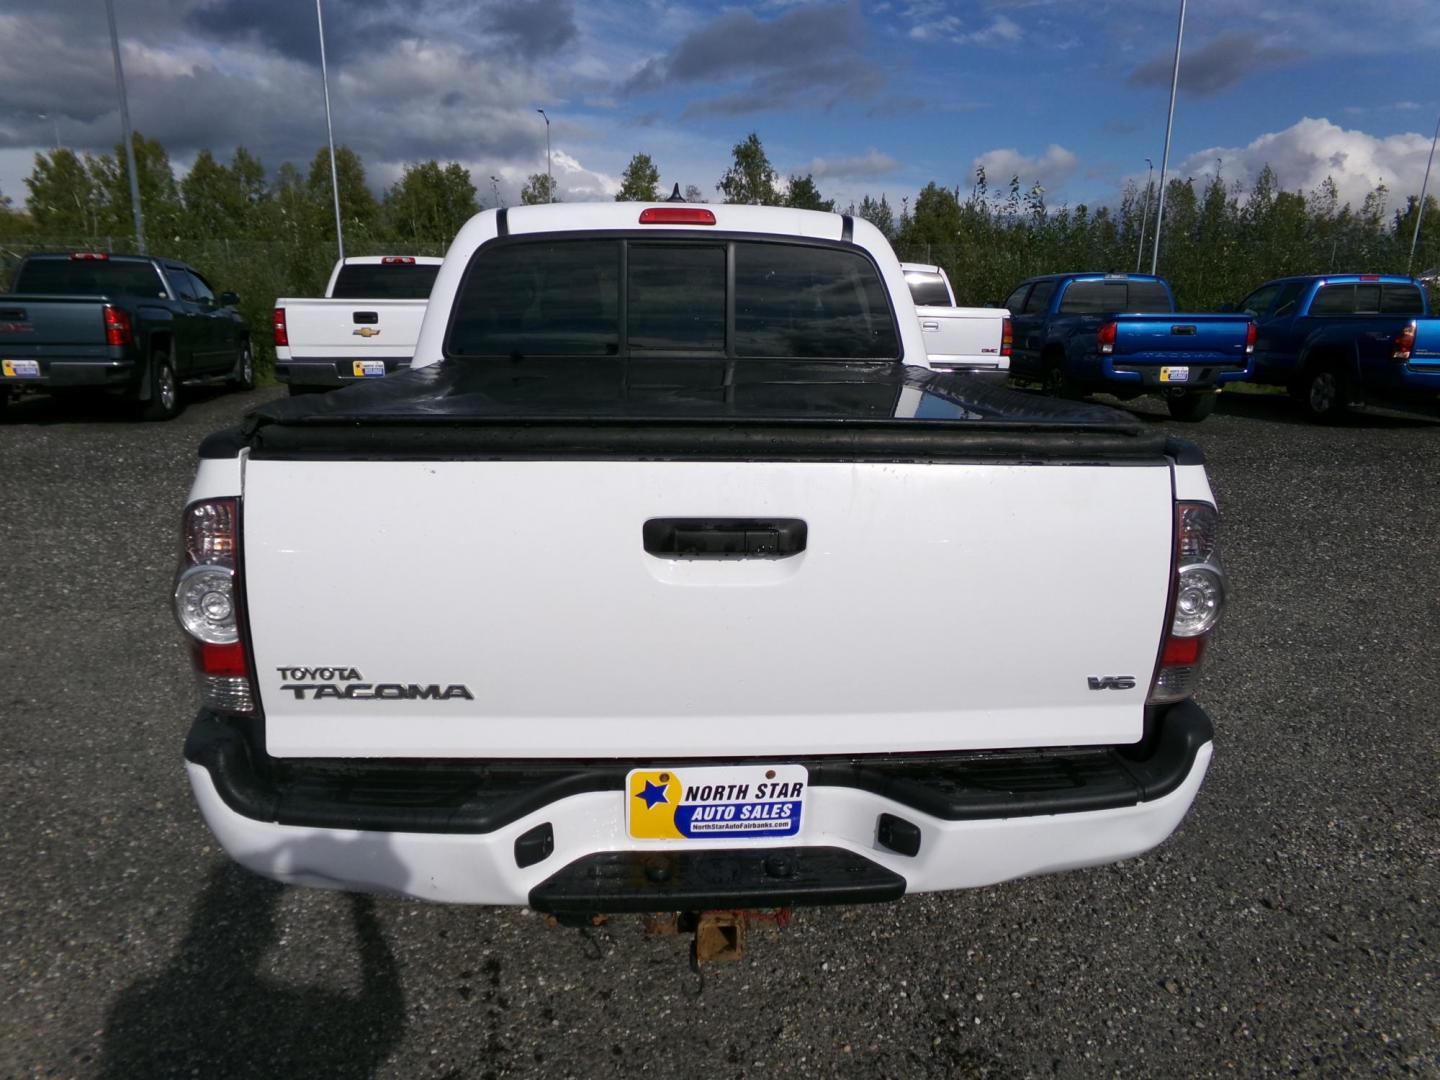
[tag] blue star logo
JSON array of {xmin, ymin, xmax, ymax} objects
[{"xmin": 635, "ymin": 779, "xmax": 670, "ymax": 810}]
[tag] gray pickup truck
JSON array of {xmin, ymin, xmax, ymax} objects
[{"xmin": 0, "ymin": 252, "xmax": 252, "ymax": 420}]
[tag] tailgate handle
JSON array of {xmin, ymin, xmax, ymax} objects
[
  {"xmin": 643, "ymin": 518, "xmax": 807, "ymax": 559},
  {"xmin": 352, "ymin": 311, "xmax": 379, "ymax": 324},
  {"xmin": 921, "ymin": 320, "xmax": 940, "ymax": 331},
  {"xmin": 1170, "ymin": 324, "xmax": 1197, "ymax": 335}
]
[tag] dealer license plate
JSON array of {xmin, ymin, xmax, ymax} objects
[
  {"xmin": 626, "ymin": 764, "xmax": 807, "ymax": 840},
  {"xmin": 2, "ymin": 359, "xmax": 40, "ymax": 378},
  {"xmin": 1159, "ymin": 366, "xmax": 1190, "ymax": 383},
  {"xmin": 352, "ymin": 360, "xmax": 386, "ymax": 377}
]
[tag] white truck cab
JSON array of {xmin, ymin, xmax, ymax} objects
[
  {"xmin": 901, "ymin": 262, "xmax": 1012, "ymax": 381},
  {"xmin": 178, "ymin": 204, "xmax": 1220, "ymax": 932},
  {"xmin": 273, "ymin": 255, "xmax": 442, "ymax": 394}
]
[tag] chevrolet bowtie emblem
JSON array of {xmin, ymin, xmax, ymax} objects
[{"xmin": 353, "ymin": 326, "xmax": 381, "ymax": 338}]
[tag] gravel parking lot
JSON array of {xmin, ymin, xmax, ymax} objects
[{"xmin": 1, "ymin": 385, "xmax": 1436, "ymax": 1079}]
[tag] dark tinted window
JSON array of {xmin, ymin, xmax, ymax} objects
[
  {"xmin": 164, "ymin": 266, "xmax": 193, "ymax": 300},
  {"xmin": 1024, "ymin": 280, "xmax": 1057, "ymax": 314},
  {"xmin": 1353, "ymin": 284, "xmax": 1381, "ymax": 313},
  {"xmin": 1309, "ymin": 285, "xmax": 1352, "ymax": 315},
  {"xmin": 1238, "ymin": 284, "xmax": 1280, "ymax": 315},
  {"xmin": 905, "ymin": 272, "xmax": 952, "ymax": 306},
  {"xmin": 1127, "ymin": 281, "xmax": 1174, "ymax": 312},
  {"xmin": 1002, "ymin": 284, "xmax": 1031, "ymax": 312},
  {"xmin": 1381, "ymin": 284, "xmax": 1425, "ymax": 314},
  {"xmin": 1059, "ymin": 280, "xmax": 1127, "ymax": 314},
  {"xmin": 734, "ymin": 243, "xmax": 898, "ymax": 358},
  {"xmin": 331, "ymin": 263, "xmax": 440, "ymax": 299},
  {"xmin": 13, "ymin": 259, "xmax": 167, "ymax": 298},
  {"xmin": 1272, "ymin": 282, "xmax": 1305, "ymax": 317},
  {"xmin": 628, "ymin": 245, "xmax": 725, "ymax": 351},
  {"xmin": 449, "ymin": 240, "xmax": 620, "ymax": 357},
  {"xmin": 186, "ymin": 271, "xmax": 215, "ymax": 304}
]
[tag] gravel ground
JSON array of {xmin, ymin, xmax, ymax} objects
[{"xmin": 1, "ymin": 385, "xmax": 1436, "ymax": 1079}]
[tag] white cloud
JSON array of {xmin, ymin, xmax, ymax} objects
[
  {"xmin": 1174, "ymin": 117, "xmax": 1438, "ymax": 210},
  {"xmin": 802, "ymin": 149, "xmax": 899, "ymax": 180},
  {"xmin": 971, "ymin": 144, "xmax": 1078, "ymax": 191}
]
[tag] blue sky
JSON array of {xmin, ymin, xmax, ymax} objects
[{"xmin": 0, "ymin": 0, "xmax": 1437, "ymax": 214}]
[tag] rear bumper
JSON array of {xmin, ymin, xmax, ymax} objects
[
  {"xmin": 275, "ymin": 358, "xmax": 410, "ymax": 388},
  {"xmin": 926, "ymin": 363, "xmax": 1009, "ymax": 385},
  {"xmin": 0, "ymin": 356, "xmax": 137, "ymax": 391},
  {"xmin": 1105, "ymin": 358, "xmax": 1251, "ymax": 389},
  {"xmin": 185, "ymin": 702, "xmax": 1214, "ymax": 909}
]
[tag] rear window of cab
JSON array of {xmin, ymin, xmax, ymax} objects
[{"xmin": 445, "ymin": 237, "xmax": 901, "ymax": 361}]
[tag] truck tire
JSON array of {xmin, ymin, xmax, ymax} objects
[
  {"xmin": 1167, "ymin": 391, "xmax": 1217, "ymax": 422},
  {"xmin": 1294, "ymin": 365, "xmax": 1350, "ymax": 422},
  {"xmin": 141, "ymin": 347, "xmax": 182, "ymax": 421},
  {"xmin": 1043, "ymin": 356, "xmax": 1077, "ymax": 399},
  {"xmin": 228, "ymin": 340, "xmax": 255, "ymax": 392}
]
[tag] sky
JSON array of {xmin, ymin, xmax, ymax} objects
[{"xmin": 0, "ymin": 0, "xmax": 1438, "ymax": 217}]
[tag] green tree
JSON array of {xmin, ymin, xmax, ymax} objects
[
  {"xmin": 615, "ymin": 153, "xmax": 661, "ymax": 202},
  {"xmin": 23, "ymin": 148, "xmax": 99, "ymax": 235},
  {"xmin": 520, "ymin": 173, "xmax": 557, "ymax": 205},
  {"xmin": 717, "ymin": 132, "xmax": 779, "ymax": 205},
  {"xmin": 90, "ymin": 132, "xmax": 184, "ymax": 244},
  {"xmin": 307, "ymin": 145, "xmax": 380, "ymax": 239},
  {"xmin": 384, "ymin": 160, "xmax": 479, "ymax": 241},
  {"xmin": 683, "ymin": 184, "xmax": 706, "ymax": 203},
  {"xmin": 783, "ymin": 173, "xmax": 834, "ymax": 212},
  {"xmin": 856, "ymin": 194, "xmax": 895, "ymax": 239}
]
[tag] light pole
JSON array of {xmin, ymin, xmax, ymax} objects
[
  {"xmin": 1150, "ymin": 0, "xmax": 1186, "ymax": 276},
  {"xmin": 490, "ymin": 176, "xmax": 503, "ymax": 208},
  {"xmin": 1135, "ymin": 157, "xmax": 1154, "ymax": 273},
  {"xmin": 103, "ymin": 0, "xmax": 145, "ymax": 254},
  {"xmin": 1407, "ymin": 111, "xmax": 1440, "ymax": 274},
  {"xmin": 316, "ymin": 0, "xmax": 345, "ymax": 261},
  {"xmin": 537, "ymin": 108, "xmax": 552, "ymax": 202}
]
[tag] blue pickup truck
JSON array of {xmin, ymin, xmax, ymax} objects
[
  {"xmin": 1004, "ymin": 273, "xmax": 1254, "ymax": 420},
  {"xmin": 1234, "ymin": 274, "xmax": 1440, "ymax": 420}
]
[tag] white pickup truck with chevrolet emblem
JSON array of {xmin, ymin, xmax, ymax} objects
[
  {"xmin": 272, "ymin": 255, "xmax": 441, "ymax": 394},
  {"xmin": 178, "ymin": 203, "xmax": 1224, "ymax": 922}
]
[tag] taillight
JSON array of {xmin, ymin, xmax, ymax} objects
[
  {"xmin": 638, "ymin": 207, "xmax": 716, "ymax": 225},
  {"xmin": 1245, "ymin": 321, "xmax": 1257, "ymax": 355},
  {"xmin": 1150, "ymin": 501, "xmax": 1226, "ymax": 704},
  {"xmin": 1097, "ymin": 320, "xmax": 1117, "ymax": 355},
  {"xmin": 381, "ymin": 256, "xmax": 416, "ymax": 264},
  {"xmin": 174, "ymin": 498, "xmax": 256, "ymax": 714},
  {"xmin": 273, "ymin": 307, "xmax": 288, "ymax": 348},
  {"xmin": 102, "ymin": 304, "xmax": 132, "ymax": 347},
  {"xmin": 1393, "ymin": 320, "xmax": 1416, "ymax": 361},
  {"xmin": 1001, "ymin": 317, "xmax": 1013, "ymax": 357}
]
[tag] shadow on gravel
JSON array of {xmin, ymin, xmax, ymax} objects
[
  {"xmin": 99, "ymin": 862, "xmax": 405, "ymax": 1079},
  {"xmin": 1, "ymin": 386, "xmax": 238, "ymax": 425},
  {"xmin": 1214, "ymin": 390, "xmax": 1440, "ymax": 428}
]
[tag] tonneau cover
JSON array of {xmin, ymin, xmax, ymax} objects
[{"xmin": 228, "ymin": 360, "xmax": 1173, "ymax": 462}]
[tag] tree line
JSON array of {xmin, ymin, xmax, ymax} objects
[{"xmin": 1, "ymin": 130, "xmax": 1435, "ymax": 370}]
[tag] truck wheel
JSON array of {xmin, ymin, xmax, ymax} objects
[
  {"xmin": 1167, "ymin": 391, "xmax": 1217, "ymax": 421},
  {"xmin": 141, "ymin": 349, "xmax": 182, "ymax": 421},
  {"xmin": 229, "ymin": 341, "xmax": 255, "ymax": 391},
  {"xmin": 1295, "ymin": 366, "xmax": 1349, "ymax": 422},
  {"xmin": 1043, "ymin": 361, "xmax": 1076, "ymax": 399}
]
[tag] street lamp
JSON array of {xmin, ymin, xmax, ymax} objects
[
  {"xmin": 103, "ymin": 0, "xmax": 145, "ymax": 254},
  {"xmin": 1407, "ymin": 111, "xmax": 1440, "ymax": 274},
  {"xmin": 490, "ymin": 176, "xmax": 503, "ymax": 207},
  {"xmin": 316, "ymin": 0, "xmax": 345, "ymax": 261},
  {"xmin": 1135, "ymin": 157, "xmax": 1154, "ymax": 273},
  {"xmin": 536, "ymin": 108, "xmax": 552, "ymax": 202},
  {"xmin": 1150, "ymin": 0, "xmax": 1186, "ymax": 275}
]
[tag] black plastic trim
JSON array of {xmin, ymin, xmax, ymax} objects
[
  {"xmin": 841, "ymin": 215, "xmax": 854, "ymax": 243},
  {"xmin": 1164, "ymin": 436, "xmax": 1205, "ymax": 467},
  {"xmin": 528, "ymin": 846, "xmax": 904, "ymax": 916},
  {"xmin": 495, "ymin": 207, "xmax": 509, "ymax": 237},
  {"xmin": 186, "ymin": 701, "xmax": 1212, "ymax": 834}
]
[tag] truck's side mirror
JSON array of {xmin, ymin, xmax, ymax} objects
[
  {"xmin": 218, "ymin": 291, "xmax": 240, "ymax": 307},
  {"xmin": 1216, "ymin": 301, "xmax": 1235, "ymax": 313}
]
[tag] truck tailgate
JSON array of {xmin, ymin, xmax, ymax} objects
[
  {"xmin": 914, "ymin": 304, "xmax": 1008, "ymax": 369},
  {"xmin": 1112, "ymin": 313, "xmax": 1252, "ymax": 365},
  {"xmin": 0, "ymin": 296, "xmax": 108, "ymax": 357},
  {"xmin": 233, "ymin": 361, "xmax": 1179, "ymax": 760},
  {"xmin": 279, "ymin": 297, "xmax": 428, "ymax": 358}
]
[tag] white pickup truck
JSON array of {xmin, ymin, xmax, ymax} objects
[
  {"xmin": 273, "ymin": 255, "xmax": 441, "ymax": 394},
  {"xmin": 901, "ymin": 262, "xmax": 1012, "ymax": 380},
  {"xmin": 178, "ymin": 204, "xmax": 1222, "ymax": 927}
]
